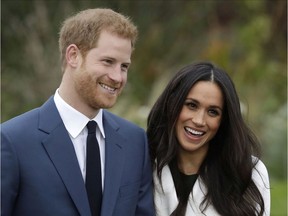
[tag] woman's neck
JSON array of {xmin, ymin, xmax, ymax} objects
[{"xmin": 177, "ymin": 147, "xmax": 208, "ymax": 175}]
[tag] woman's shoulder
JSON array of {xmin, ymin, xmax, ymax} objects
[
  {"xmin": 252, "ymin": 157, "xmax": 271, "ymax": 215},
  {"xmin": 251, "ymin": 156, "xmax": 270, "ymax": 188},
  {"xmin": 252, "ymin": 157, "xmax": 268, "ymax": 175}
]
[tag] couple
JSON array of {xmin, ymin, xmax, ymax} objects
[{"xmin": 1, "ymin": 8, "xmax": 270, "ymax": 216}]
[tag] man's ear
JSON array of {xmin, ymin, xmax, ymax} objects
[{"xmin": 65, "ymin": 44, "xmax": 81, "ymax": 68}]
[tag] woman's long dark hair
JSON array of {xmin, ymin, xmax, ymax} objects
[{"xmin": 147, "ymin": 62, "xmax": 264, "ymax": 216}]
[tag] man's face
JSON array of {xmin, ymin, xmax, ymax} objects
[{"xmin": 74, "ymin": 31, "xmax": 132, "ymax": 111}]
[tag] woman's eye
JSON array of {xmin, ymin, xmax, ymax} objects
[
  {"xmin": 208, "ymin": 109, "xmax": 219, "ymax": 116},
  {"xmin": 185, "ymin": 102, "xmax": 197, "ymax": 109}
]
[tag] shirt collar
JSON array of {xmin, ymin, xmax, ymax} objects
[{"xmin": 54, "ymin": 89, "xmax": 105, "ymax": 138}]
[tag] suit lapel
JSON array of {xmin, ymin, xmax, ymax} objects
[
  {"xmin": 39, "ymin": 97, "xmax": 91, "ymax": 216},
  {"xmin": 101, "ymin": 112, "xmax": 125, "ymax": 216}
]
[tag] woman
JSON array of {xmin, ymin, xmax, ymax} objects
[{"xmin": 147, "ymin": 62, "xmax": 270, "ymax": 216}]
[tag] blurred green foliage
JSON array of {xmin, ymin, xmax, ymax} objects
[
  {"xmin": 1, "ymin": 0, "xmax": 287, "ymax": 214},
  {"xmin": 271, "ymin": 179, "xmax": 287, "ymax": 216}
]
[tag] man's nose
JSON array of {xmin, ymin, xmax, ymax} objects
[{"xmin": 108, "ymin": 66, "xmax": 123, "ymax": 82}]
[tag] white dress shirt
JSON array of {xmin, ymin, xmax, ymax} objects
[{"xmin": 54, "ymin": 89, "xmax": 106, "ymax": 189}]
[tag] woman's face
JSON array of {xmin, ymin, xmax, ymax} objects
[{"xmin": 176, "ymin": 81, "xmax": 224, "ymax": 157}]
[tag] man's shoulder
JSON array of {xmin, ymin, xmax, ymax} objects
[
  {"xmin": 103, "ymin": 110, "xmax": 143, "ymax": 131},
  {"xmin": 1, "ymin": 97, "xmax": 54, "ymax": 131},
  {"xmin": 2, "ymin": 107, "xmax": 39, "ymax": 127}
]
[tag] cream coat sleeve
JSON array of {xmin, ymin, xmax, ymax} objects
[{"xmin": 252, "ymin": 159, "xmax": 271, "ymax": 216}]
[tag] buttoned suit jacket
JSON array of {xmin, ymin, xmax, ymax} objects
[{"xmin": 1, "ymin": 96, "xmax": 155, "ymax": 216}]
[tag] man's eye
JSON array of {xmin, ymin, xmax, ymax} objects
[
  {"xmin": 103, "ymin": 59, "xmax": 113, "ymax": 64},
  {"xmin": 121, "ymin": 64, "xmax": 129, "ymax": 71}
]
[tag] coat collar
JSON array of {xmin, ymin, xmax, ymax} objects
[
  {"xmin": 101, "ymin": 111, "xmax": 125, "ymax": 216},
  {"xmin": 153, "ymin": 165, "xmax": 219, "ymax": 215},
  {"xmin": 39, "ymin": 97, "xmax": 91, "ymax": 216},
  {"xmin": 39, "ymin": 97, "xmax": 127, "ymax": 216}
]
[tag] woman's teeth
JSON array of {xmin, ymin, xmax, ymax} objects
[{"xmin": 185, "ymin": 127, "xmax": 204, "ymax": 136}]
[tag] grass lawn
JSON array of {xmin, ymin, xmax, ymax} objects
[{"xmin": 270, "ymin": 179, "xmax": 287, "ymax": 216}]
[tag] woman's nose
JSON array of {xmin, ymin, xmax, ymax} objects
[{"xmin": 192, "ymin": 111, "xmax": 206, "ymax": 127}]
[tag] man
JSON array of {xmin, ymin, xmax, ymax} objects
[{"xmin": 1, "ymin": 8, "xmax": 155, "ymax": 216}]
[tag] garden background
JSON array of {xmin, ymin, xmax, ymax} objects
[{"xmin": 1, "ymin": 0, "xmax": 287, "ymax": 215}]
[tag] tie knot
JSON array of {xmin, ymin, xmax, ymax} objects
[{"xmin": 87, "ymin": 121, "xmax": 97, "ymax": 134}]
